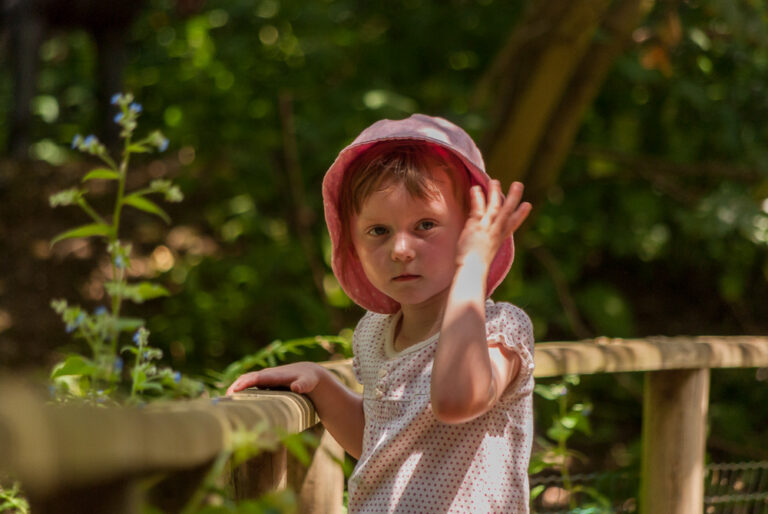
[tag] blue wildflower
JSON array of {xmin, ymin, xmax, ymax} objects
[
  {"xmin": 114, "ymin": 255, "xmax": 126, "ymax": 269},
  {"xmin": 114, "ymin": 112, "xmax": 124, "ymax": 123},
  {"xmin": 158, "ymin": 137, "xmax": 169, "ymax": 152},
  {"xmin": 114, "ymin": 357, "xmax": 124, "ymax": 373},
  {"xmin": 94, "ymin": 306, "xmax": 107, "ymax": 315},
  {"xmin": 129, "ymin": 102, "xmax": 143, "ymax": 113},
  {"xmin": 48, "ymin": 385, "xmax": 56, "ymax": 398},
  {"xmin": 110, "ymin": 93, "xmax": 121, "ymax": 105},
  {"xmin": 83, "ymin": 135, "xmax": 96, "ymax": 147},
  {"xmin": 71, "ymin": 134, "xmax": 82, "ymax": 149},
  {"xmin": 66, "ymin": 313, "xmax": 84, "ymax": 333},
  {"xmin": 133, "ymin": 330, "xmax": 142, "ymax": 345},
  {"xmin": 143, "ymin": 351, "xmax": 149, "ymax": 359},
  {"xmin": 173, "ymin": 371, "xmax": 181, "ymax": 383}
]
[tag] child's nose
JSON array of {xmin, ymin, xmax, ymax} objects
[{"xmin": 391, "ymin": 232, "xmax": 415, "ymax": 261}]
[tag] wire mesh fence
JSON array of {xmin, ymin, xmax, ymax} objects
[
  {"xmin": 704, "ymin": 461, "xmax": 768, "ymax": 514},
  {"xmin": 530, "ymin": 461, "xmax": 768, "ymax": 513}
]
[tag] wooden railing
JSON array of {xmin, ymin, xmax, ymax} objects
[{"xmin": 1, "ymin": 336, "xmax": 766, "ymax": 513}]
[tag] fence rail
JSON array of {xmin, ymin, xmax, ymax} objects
[{"xmin": 1, "ymin": 335, "xmax": 767, "ymax": 513}]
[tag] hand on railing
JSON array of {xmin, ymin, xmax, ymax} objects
[{"xmin": 226, "ymin": 362, "xmax": 325, "ymax": 395}]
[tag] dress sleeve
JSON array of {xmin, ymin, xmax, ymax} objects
[{"xmin": 485, "ymin": 301, "xmax": 535, "ymax": 394}]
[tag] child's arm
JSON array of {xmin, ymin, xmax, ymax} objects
[
  {"xmin": 431, "ymin": 180, "xmax": 531, "ymax": 424},
  {"xmin": 226, "ymin": 363, "xmax": 365, "ymax": 458}
]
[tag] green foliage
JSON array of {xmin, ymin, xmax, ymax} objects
[
  {"xmin": 48, "ymin": 93, "xmax": 202, "ymax": 403},
  {"xmin": 210, "ymin": 335, "xmax": 351, "ymax": 393},
  {"xmin": 531, "ymin": 375, "xmax": 611, "ymax": 511},
  {"xmin": 0, "ymin": 482, "xmax": 29, "ymax": 514},
  {"xmin": 170, "ymin": 424, "xmax": 320, "ymax": 514}
]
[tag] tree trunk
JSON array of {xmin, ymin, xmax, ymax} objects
[{"xmin": 476, "ymin": 0, "xmax": 654, "ymax": 207}]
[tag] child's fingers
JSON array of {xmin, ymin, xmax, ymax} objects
[
  {"xmin": 497, "ymin": 183, "xmax": 530, "ymax": 235},
  {"xmin": 226, "ymin": 372, "xmax": 259, "ymax": 395},
  {"xmin": 503, "ymin": 182, "xmax": 524, "ymax": 211},
  {"xmin": 468, "ymin": 185, "xmax": 486, "ymax": 219},
  {"xmin": 485, "ymin": 180, "xmax": 502, "ymax": 216},
  {"xmin": 493, "ymin": 182, "xmax": 523, "ymax": 226},
  {"xmin": 504, "ymin": 201, "xmax": 532, "ymax": 234}
]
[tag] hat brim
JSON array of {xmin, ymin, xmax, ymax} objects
[{"xmin": 322, "ymin": 119, "xmax": 514, "ymax": 314}]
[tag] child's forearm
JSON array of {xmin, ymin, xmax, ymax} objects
[
  {"xmin": 309, "ymin": 366, "xmax": 366, "ymax": 459},
  {"xmin": 431, "ymin": 254, "xmax": 497, "ymax": 424}
]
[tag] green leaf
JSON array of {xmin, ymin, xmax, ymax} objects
[
  {"xmin": 534, "ymin": 383, "xmax": 567, "ymax": 400},
  {"xmin": 136, "ymin": 282, "xmax": 171, "ymax": 301},
  {"xmin": 560, "ymin": 414, "xmax": 579, "ymax": 429},
  {"xmin": 51, "ymin": 223, "xmax": 112, "ymax": 246},
  {"xmin": 115, "ymin": 317, "xmax": 145, "ymax": 331},
  {"xmin": 547, "ymin": 423, "xmax": 573, "ymax": 443},
  {"xmin": 123, "ymin": 194, "xmax": 170, "ymax": 223},
  {"xmin": 82, "ymin": 168, "xmax": 120, "ymax": 182},
  {"xmin": 530, "ymin": 484, "xmax": 545, "ymax": 501},
  {"xmin": 575, "ymin": 414, "xmax": 592, "ymax": 435},
  {"xmin": 281, "ymin": 433, "xmax": 313, "ymax": 466},
  {"xmin": 51, "ymin": 355, "xmax": 96, "ymax": 378},
  {"xmin": 137, "ymin": 382, "xmax": 163, "ymax": 393},
  {"xmin": 127, "ymin": 143, "xmax": 151, "ymax": 153}
]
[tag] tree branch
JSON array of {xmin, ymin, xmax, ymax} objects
[
  {"xmin": 528, "ymin": 245, "xmax": 593, "ymax": 340},
  {"xmin": 278, "ymin": 92, "xmax": 342, "ymax": 331},
  {"xmin": 521, "ymin": 0, "xmax": 654, "ymax": 207}
]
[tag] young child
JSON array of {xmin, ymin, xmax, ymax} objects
[{"xmin": 227, "ymin": 114, "xmax": 535, "ymax": 513}]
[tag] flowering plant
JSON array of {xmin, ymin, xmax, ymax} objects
[{"xmin": 49, "ymin": 93, "xmax": 202, "ymax": 403}]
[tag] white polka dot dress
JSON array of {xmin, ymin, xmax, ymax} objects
[{"xmin": 347, "ymin": 300, "xmax": 535, "ymax": 513}]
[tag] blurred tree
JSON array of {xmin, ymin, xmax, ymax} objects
[
  {"xmin": 2, "ymin": 0, "xmax": 208, "ymax": 157},
  {"xmin": 477, "ymin": 0, "xmax": 653, "ymax": 208},
  {"xmin": 0, "ymin": 0, "xmax": 766, "ymax": 371},
  {"xmin": 4, "ymin": 0, "xmax": 146, "ymax": 156}
]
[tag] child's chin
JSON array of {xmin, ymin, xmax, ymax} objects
[{"xmin": 391, "ymin": 291, "xmax": 447, "ymax": 308}]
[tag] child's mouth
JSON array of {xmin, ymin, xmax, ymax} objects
[{"xmin": 393, "ymin": 274, "xmax": 419, "ymax": 282}]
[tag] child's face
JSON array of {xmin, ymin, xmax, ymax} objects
[{"xmin": 350, "ymin": 164, "xmax": 466, "ymax": 310}]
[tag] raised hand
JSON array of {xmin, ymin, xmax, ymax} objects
[
  {"xmin": 225, "ymin": 362, "xmax": 323, "ymax": 396},
  {"xmin": 456, "ymin": 180, "xmax": 532, "ymax": 269}
]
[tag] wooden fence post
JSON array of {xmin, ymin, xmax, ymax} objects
[
  {"xmin": 232, "ymin": 446, "xmax": 289, "ymax": 499},
  {"xmin": 290, "ymin": 425, "xmax": 345, "ymax": 514},
  {"xmin": 640, "ymin": 368, "xmax": 710, "ymax": 514}
]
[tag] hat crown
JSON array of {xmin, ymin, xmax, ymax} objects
[{"xmin": 348, "ymin": 114, "xmax": 486, "ymax": 177}]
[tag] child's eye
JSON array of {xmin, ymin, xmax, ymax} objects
[
  {"xmin": 367, "ymin": 226, "xmax": 388, "ymax": 237},
  {"xmin": 417, "ymin": 220, "xmax": 436, "ymax": 231}
]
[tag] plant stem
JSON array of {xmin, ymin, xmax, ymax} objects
[
  {"xmin": 108, "ymin": 139, "xmax": 131, "ymax": 356},
  {"xmin": 129, "ymin": 352, "xmax": 140, "ymax": 402},
  {"xmin": 77, "ymin": 198, "xmax": 107, "ymax": 225},
  {"xmin": 179, "ymin": 449, "xmax": 232, "ymax": 514}
]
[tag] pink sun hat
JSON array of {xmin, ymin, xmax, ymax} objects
[{"xmin": 322, "ymin": 113, "xmax": 514, "ymax": 314}]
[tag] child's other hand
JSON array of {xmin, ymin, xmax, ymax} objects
[
  {"xmin": 457, "ymin": 180, "xmax": 531, "ymax": 269},
  {"xmin": 225, "ymin": 362, "xmax": 323, "ymax": 396}
]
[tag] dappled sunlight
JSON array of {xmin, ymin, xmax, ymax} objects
[
  {"xmin": 49, "ymin": 238, "xmax": 93, "ymax": 260},
  {"xmin": 0, "ymin": 309, "xmax": 13, "ymax": 333},
  {"xmin": 165, "ymin": 225, "xmax": 218, "ymax": 256},
  {"xmin": 150, "ymin": 245, "xmax": 175, "ymax": 272}
]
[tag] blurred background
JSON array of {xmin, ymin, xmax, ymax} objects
[{"xmin": 0, "ymin": 0, "xmax": 767, "ymax": 496}]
